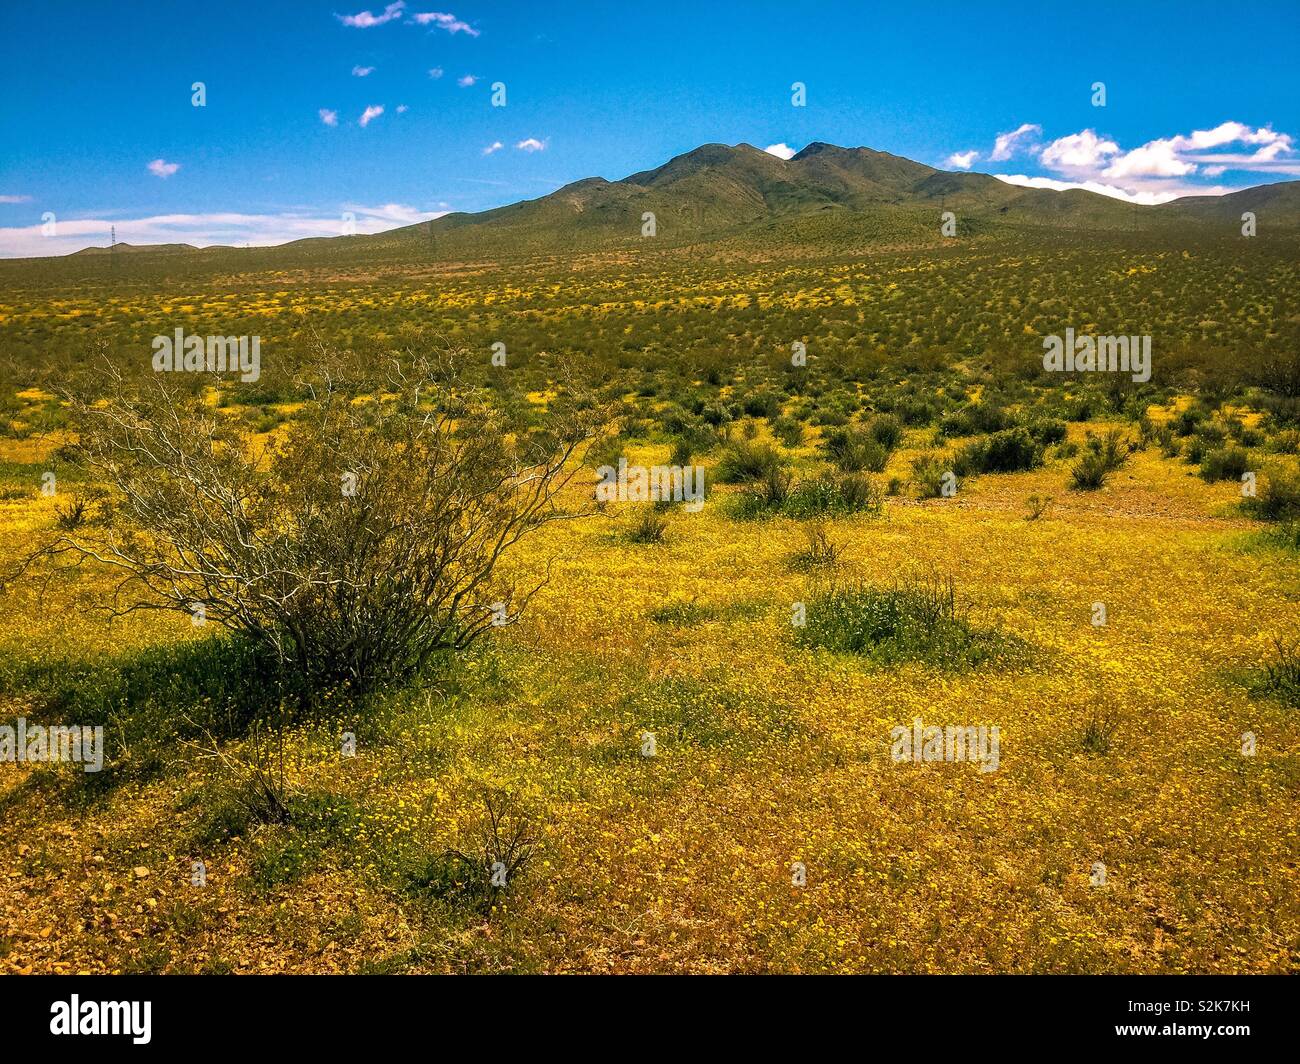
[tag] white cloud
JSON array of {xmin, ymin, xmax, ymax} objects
[
  {"xmin": 410, "ymin": 11, "xmax": 479, "ymax": 35},
  {"xmin": 482, "ymin": 141, "xmax": 504, "ymax": 155},
  {"xmin": 319, "ymin": 108, "xmax": 338, "ymax": 126},
  {"xmin": 993, "ymin": 171, "xmax": 1206, "ymax": 205},
  {"xmin": 0, "ymin": 203, "xmax": 450, "ymax": 258},
  {"xmin": 1031, "ymin": 120, "xmax": 1298, "ymax": 199},
  {"xmin": 989, "ymin": 123, "xmax": 1041, "ymax": 162},
  {"xmin": 1040, "ymin": 129, "xmax": 1121, "ymax": 173},
  {"xmin": 1100, "ymin": 123, "xmax": 1295, "ymax": 180},
  {"xmin": 946, "ymin": 150, "xmax": 978, "ymax": 170},
  {"xmin": 428, "ymin": 67, "xmax": 444, "ymax": 78},
  {"xmin": 0, "ymin": 195, "xmax": 33, "ymax": 204},
  {"xmin": 396, "ymin": 103, "xmax": 409, "ymax": 113},
  {"xmin": 457, "ymin": 74, "xmax": 477, "ymax": 87},
  {"xmin": 359, "ymin": 105, "xmax": 384, "ymax": 127},
  {"xmin": 763, "ymin": 143, "xmax": 796, "ymax": 160},
  {"xmin": 147, "ymin": 159, "xmax": 180, "ymax": 178},
  {"xmin": 352, "ymin": 65, "xmax": 375, "ymax": 77},
  {"xmin": 338, "ymin": 2, "xmax": 405, "ymax": 28},
  {"xmin": 515, "ymin": 137, "xmax": 547, "ymax": 153}
]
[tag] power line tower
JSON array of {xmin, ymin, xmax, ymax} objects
[{"xmin": 110, "ymin": 225, "xmax": 118, "ymax": 271}]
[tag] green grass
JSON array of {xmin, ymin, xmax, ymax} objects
[{"xmin": 795, "ymin": 577, "xmax": 1026, "ymax": 669}]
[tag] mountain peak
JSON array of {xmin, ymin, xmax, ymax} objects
[{"xmin": 792, "ymin": 141, "xmax": 843, "ymax": 159}]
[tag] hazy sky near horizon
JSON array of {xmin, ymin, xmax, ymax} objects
[{"xmin": 1, "ymin": 0, "xmax": 1297, "ymax": 255}]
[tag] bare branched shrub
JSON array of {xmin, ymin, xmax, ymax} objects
[{"xmin": 22, "ymin": 351, "xmax": 602, "ymax": 706}]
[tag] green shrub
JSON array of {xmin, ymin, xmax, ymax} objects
[
  {"xmin": 824, "ymin": 426, "xmax": 889, "ymax": 473},
  {"xmin": 771, "ymin": 416, "xmax": 805, "ymax": 448},
  {"xmin": 626, "ymin": 507, "xmax": 669, "ymax": 543},
  {"xmin": 795, "ymin": 576, "xmax": 1023, "ymax": 669},
  {"xmin": 912, "ymin": 453, "xmax": 957, "ymax": 498},
  {"xmin": 1251, "ymin": 638, "xmax": 1300, "ymax": 707},
  {"xmin": 715, "ymin": 439, "xmax": 784, "ymax": 483},
  {"xmin": 1069, "ymin": 430, "xmax": 1127, "ymax": 490},
  {"xmin": 953, "ymin": 427, "xmax": 1042, "ymax": 476},
  {"xmin": 1027, "ymin": 418, "xmax": 1068, "ymax": 445},
  {"xmin": 787, "ymin": 522, "xmax": 847, "ymax": 570},
  {"xmin": 1244, "ymin": 467, "xmax": 1300, "ymax": 521},
  {"xmin": 1199, "ymin": 446, "xmax": 1250, "ymax": 483},
  {"xmin": 868, "ymin": 415, "xmax": 904, "ymax": 450}
]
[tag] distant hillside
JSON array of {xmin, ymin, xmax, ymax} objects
[
  {"xmin": 1154, "ymin": 180, "xmax": 1300, "ymax": 226},
  {"xmin": 23, "ymin": 141, "xmax": 1300, "ymax": 264},
  {"xmin": 361, "ymin": 141, "xmax": 1300, "ymax": 256},
  {"xmin": 365, "ymin": 141, "xmax": 1152, "ymax": 253},
  {"xmin": 69, "ymin": 242, "xmax": 200, "ymax": 256}
]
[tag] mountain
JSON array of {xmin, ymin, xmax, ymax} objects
[
  {"xmin": 30, "ymin": 141, "xmax": 1300, "ymax": 262},
  {"xmin": 369, "ymin": 141, "xmax": 1296, "ymax": 256},
  {"xmin": 1155, "ymin": 180, "xmax": 1300, "ymax": 225},
  {"xmin": 70, "ymin": 242, "xmax": 200, "ymax": 256}
]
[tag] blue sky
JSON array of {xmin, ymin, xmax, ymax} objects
[{"xmin": 1, "ymin": 0, "xmax": 1297, "ymax": 255}]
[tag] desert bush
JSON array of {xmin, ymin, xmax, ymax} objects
[
  {"xmin": 787, "ymin": 522, "xmax": 847, "ymax": 570},
  {"xmin": 1069, "ymin": 429, "xmax": 1127, "ymax": 490},
  {"xmin": 1024, "ymin": 494, "xmax": 1053, "ymax": 520},
  {"xmin": 953, "ymin": 427, "xmax": 1042, "ymax": 476},
  {"xmin": 1027, "ymin": 418, "xmax": 1068, "ymax": 446},
  {"xmin": 795, "ymin": 575, "xmax": 1022, "ymax": 669},
  {"xmin": 1081, "ymin": 711, "xmax": 1119, "ymax": 755},
  {"xmin": 1268, "ymin": 428, "xmax": 1300, "ymax": 454},
  {"xmin": 1252, "ymin": 638, "xmax": 1300, "ymax": 707},
  {"xmin": 626, "ymin": 507, "xmax": 669, "ymax": 543},
  {"xmin": 21, "ymin": 354, "xmax": 599, "ymax": 706},
  {"xmin": 771, "ymin": 415, "xmax": 805, "ymax": 448},
  {"xmin": 1199, "ymin": 446, "xmax": 1251, "ymax": 483},
  {"xmin": 1171, "ymin": 405, "xmax": 1208, "ymax": 436},
  {"xmin": 715, "ymin": 439, "xmax": 784, "ymax": 483},
  {"xmin": 781, "ymin": 473, "xmax": 882, "ymax": 518},
  {"xmin": 911, "ymin": 453, "xmax": 957, "ymax": 498},
  {"xmin": 1243, "ymin": 467, "xmax": 1300, "ymax": 521},
  {"xmin": 868, "ymin": 414, "xmax": 904, "ymax": 450},
  {"xmin": 823, "ymin": 426, "xmax": 889, "ymax": 473},
  {"xmin": 406, "ymin": 789, "xmax": 538, "ymax": 909}
]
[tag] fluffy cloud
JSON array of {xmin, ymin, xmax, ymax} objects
[
  {"xmin": 1039, "ymin": 129, "xmax": 1121, "ymax": 174},
  {"xmin": 946, "ymin": 150, "xmax": 978, "ymax": 170},
  {"xmin": 338, "ymin": 2, "xmax": 405, "ymax": 28},
  {"xmin": 1028, "ymin": 120, "xmax": 1298, "ymax": 199},
  {"xmin": 0, "ymin": 195, "xmax": 33, "ymax": 204},
  {"xmin": 319, "ymin": 108, "xmax": 338, "ymax": 126},
  {"xmin": 358, "ymin": 105, "xmax": 384, "ymax": 127},
  {"xmin": 337, "ymin": 4, "xmax": 478, "ymax": 36},
  {"xmin": 410, "ymin": 11, "xmax": 478, "ymax": 35},
  {"xmin": 147, "ymin": 159, "xmax": 180, "ymax": 178},
  {"xmin": 993, "ymin": 173, "xmax": 1183, "ymax": 206},
  {"xmin": 989, "ymin": 123, "xmax": 1041, "ymax": 162},
  {"xmin": 457, "ymin": 74, "xmax": 477, "ymax": 87},
  {"xmin": 428, "ymin": 67, "xmax": 443, "ymax": 78},
  {"xmin": 763, "ymin": 143, "xmax": 796, "ymax": 160},
  {"xmin": 352, "ymin": 65, "xmax": 375, "ymax": 77},
  {"xmin": 482, "ymin": 141, "xmax": 504, "ymax": 155},
  {"xmin": 0, "ymin": 203, "xmax": 449, "ymax": 258},
  {"xmin": 515, "ymin": 138, "xmax": 547, "ymax": 153}
]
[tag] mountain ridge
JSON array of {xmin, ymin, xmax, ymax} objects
[{"xmin": 34, "ymin": 141, "xmax": 1300, "ymax": 260}]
